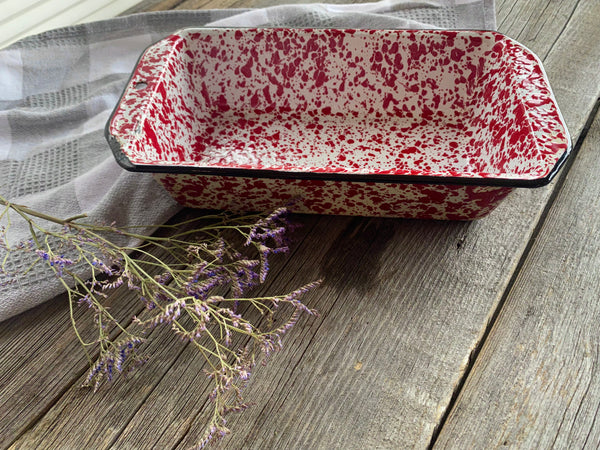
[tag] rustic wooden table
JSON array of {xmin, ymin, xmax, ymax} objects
[{"xmin": 2, "ymin": 0, "xmax": 599, "ymax": 448}]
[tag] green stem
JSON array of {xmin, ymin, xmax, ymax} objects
[{"xmin": 3, "ymin": 199, "xmax": 83, "ymax": 226}]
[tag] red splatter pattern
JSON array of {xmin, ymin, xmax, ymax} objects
[{"xmin": 108, "ymin": 28, "xmax": 570, "ymax": 219}]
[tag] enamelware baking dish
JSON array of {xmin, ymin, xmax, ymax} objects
[{"xmin": 106, "ymin": 27, "xmax": 570, "ymax": 220}]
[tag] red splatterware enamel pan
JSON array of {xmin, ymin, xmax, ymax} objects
[{"xmin": 106, "ymin": 28, "xmax": 570, "ymax": 220}]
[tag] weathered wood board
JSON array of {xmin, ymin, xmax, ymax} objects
[
  {"xmin": 436, "ymin": 106, "xmax": 600, "ymax": 449},
  {"xmin": 433, "ymin": 4, "xmax": 600, "ymax": 447}
]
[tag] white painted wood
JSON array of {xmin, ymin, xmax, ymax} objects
[
  {"xmin": 0, "ymin": 0, "xmax": 144, "ymax": 48},
  {"xmin": 0, "ymin": 0, "xmax": 45, "ymax": 22},
  {"xmin": 76, "ymin": 0, "xmax": 147, "ymax": 23}
]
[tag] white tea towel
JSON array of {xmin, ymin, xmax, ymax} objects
[{"xmin": 0, "ymin": 0, "xmax": 495, "ymax": 321}]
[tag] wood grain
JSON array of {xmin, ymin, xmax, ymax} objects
[
  {"xmin": 434, "ymin": 104, "xmax": 600, "ymax": 449},
  {"xmin": 210, "ymin": 2, "xmax": 599, "ymax": 447},
  {"xmin": 123, "ymin": 0, "xmax": 186, "ymax": 13},
  {"xmin": 0, "ymin": 288, "xmax": 144, "ymax": 448},
  {"xmin": 174, "ymin": 0, "xmax": 239, "ymax": 9},
  {"xmin": 0, "ymin": 210, "xmax": 213, "ymax": 447},
  {"xmin": 496, "ymin": 0, "xmax": 577, "ymax": 59},
  {"xmin": 433, "ymin": 1, "xmax": 600, "ymax": 446}
]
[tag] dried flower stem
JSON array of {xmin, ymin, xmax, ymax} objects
[{"xmin": 0, "ymin": 195, "xmax": 319, "ymax": 448}]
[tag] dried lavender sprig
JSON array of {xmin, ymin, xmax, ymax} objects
[{"xmin": 0, "ymin": 195, "xmax": 319, "ymax": 448}]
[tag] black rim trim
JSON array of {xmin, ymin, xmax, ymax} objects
[{"xmin": 105, "ymin": 28, "xmax": 573, "ymax": 190}]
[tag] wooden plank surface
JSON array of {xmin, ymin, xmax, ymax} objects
[
  {"xmin": 1, "ymin": 0, "xmax": 599, "ymax": 449},
  {"xmin": 436, "ymin": 105, "xmax": 600, "ymax": 449},
  {"xmin": 432, "ymin": 1, "xmax": 600, "ymax": 446},
  {"xmin": 5, "ymin": 213, "xmax": 322, "ymax": 449},
  {"xmin": 0, "ymin": 292, "xmax": 140, "ymax": 448},
  {"xmin": 0, "ymin": 211, "xmax": 207, "ymax": 447}
]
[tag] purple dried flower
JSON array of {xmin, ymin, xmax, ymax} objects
[
  {"xmin": 154, "ymin": 272, "xmax": 173, "ymax": 285},
  {"xmin": 1, "ymin": 194, "xmax": 321, "ymax": 449},
  {"xmin": 78, "ymin": 294, "xmax": 93, "ymax": 308},
  {"xmin": 144, "ymin": 299, "xmax": 188, "ymax": 328},
  {"xmin": 91, "ymin": 258, "xmax": 114, "ymax": 275},
  {"xmin": 35, "ymin": 250, "xmax": 75, "ymax": 276},
  {"xmin": 245, "ymin": 207, "xmax": 289, "ymax": 246},
  {"xmin": 36, "ymin": 250, "xmax": 50, "ymax": 261},
  {"xmin": 83, "ymin": 336, "xmax": 145, "ymax": 390},
  {"xmin": 102, "ymin": 276, "xmax": 124, "ymax": 290},
  {"xmin": 0, "ymin": 277, "xmax": 17, "ymax": 287}
]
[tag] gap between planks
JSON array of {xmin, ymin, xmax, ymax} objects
[
  {"xmin": 428, "ymin": 96, "xmax": 600, "ymax": 449},
  {"xmin": 435, "ymin": 95, "xmax": 600, "ymax": 449},
  {"xmin": 430, "ymin": 0, "xmax": 600, "ymax": 444}
]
